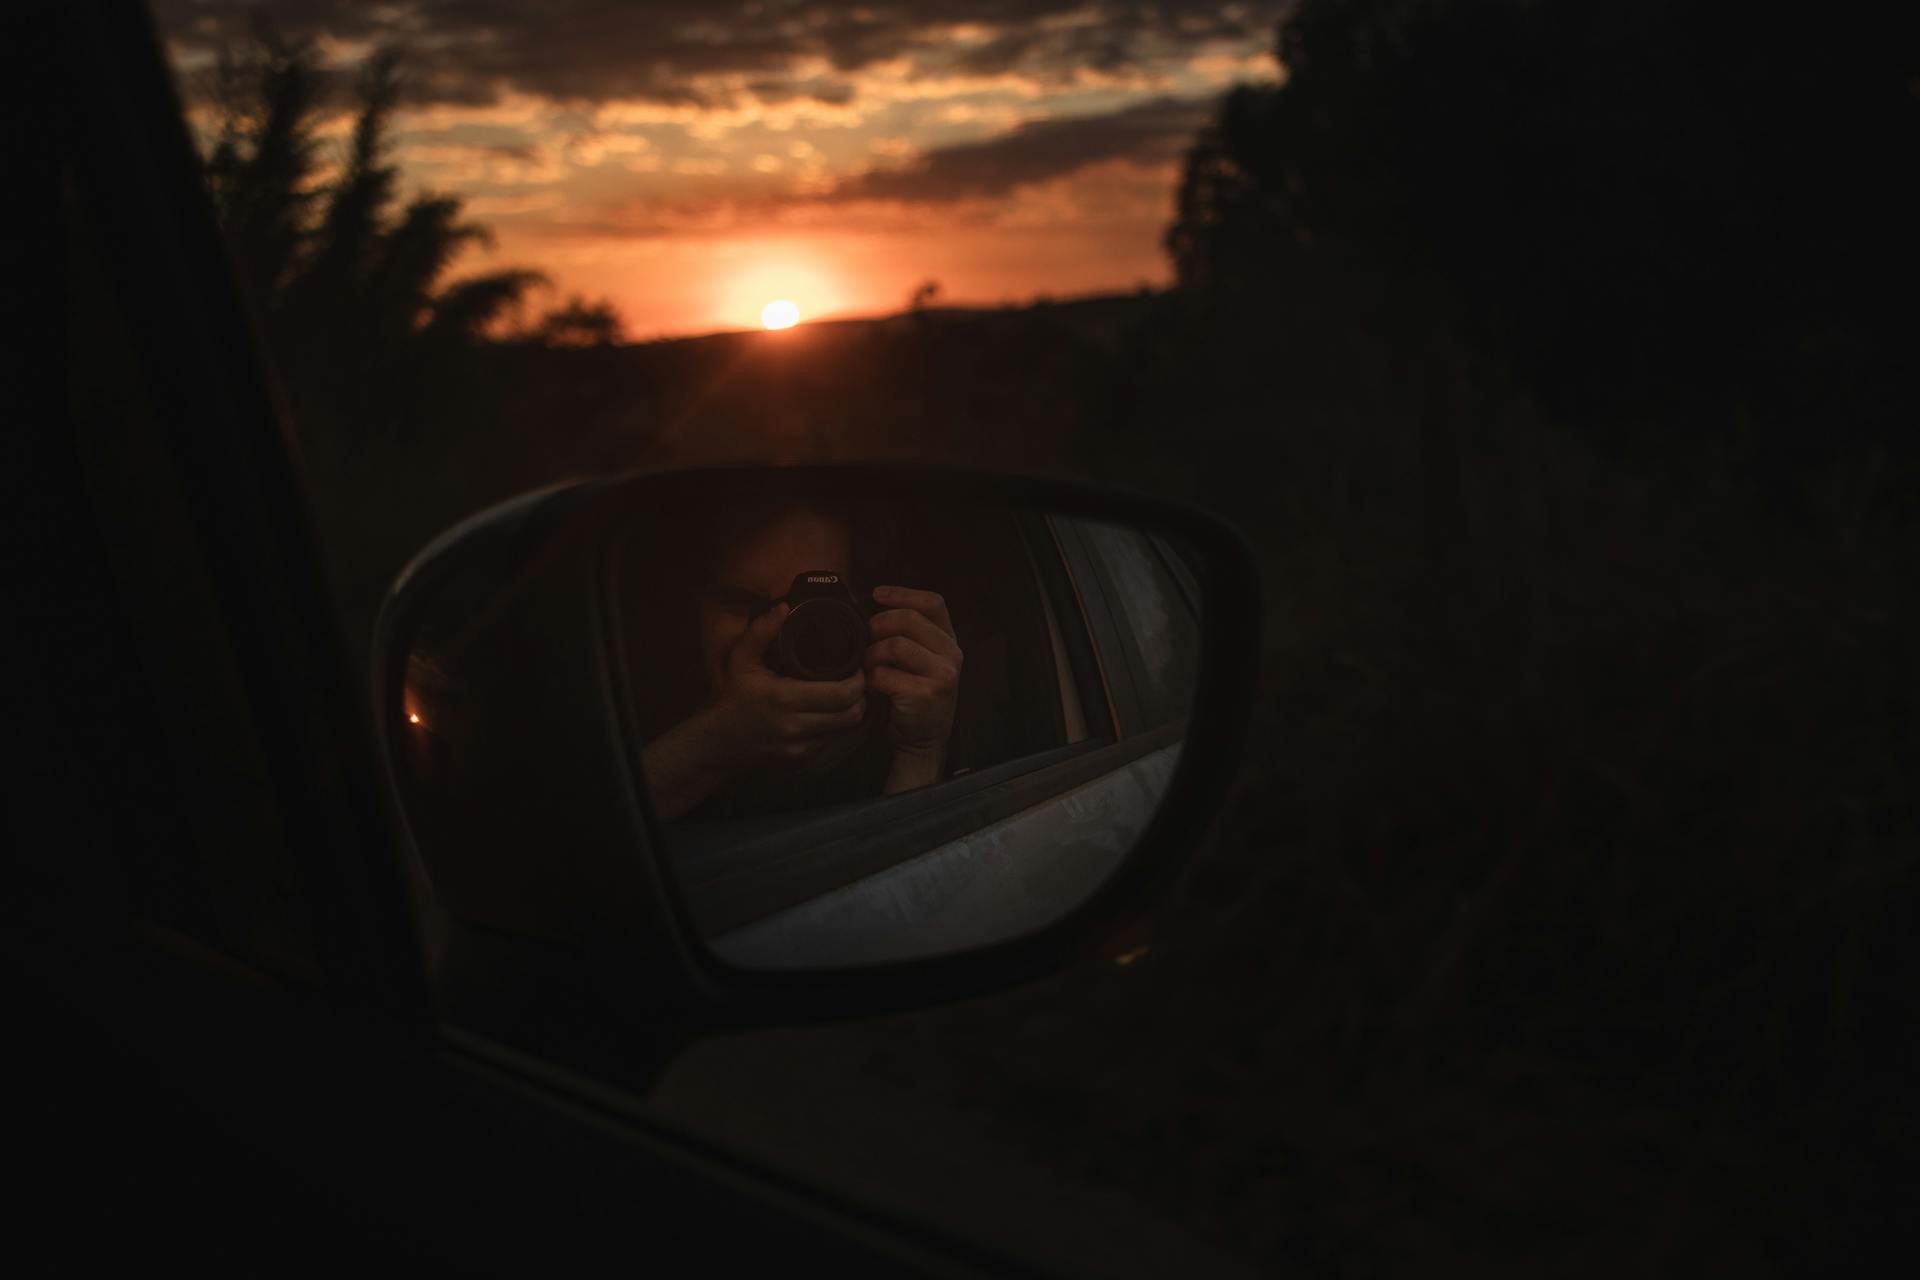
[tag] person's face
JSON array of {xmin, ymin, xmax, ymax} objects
[{"xmin": 699, "ymin": 504, "xmax": 852, "ymax": 691}]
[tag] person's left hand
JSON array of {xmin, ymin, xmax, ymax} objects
[{"xmin": 864, "ymin": 586, "xmax": 962, "ymax": 771}]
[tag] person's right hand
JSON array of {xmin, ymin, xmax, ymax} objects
[{"xmin": 698, "ymin": 602, "xmax": 867, "ymax": 770}]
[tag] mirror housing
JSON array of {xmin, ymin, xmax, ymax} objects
[{"xmin": 373, "ymin": 466, "xmax": 1260, "ymax": 1054}]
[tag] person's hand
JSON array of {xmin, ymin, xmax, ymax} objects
[
  {"xmin": 865, "ymin": 585, "xmax": 962, "ymax": 790},
  {"xmin": 640, "ymin": 604, "xmax": 865, "ymax": 823},
  {"xmin": 702, "ymin": 602, "xmax": 868, "ymax": 769}
]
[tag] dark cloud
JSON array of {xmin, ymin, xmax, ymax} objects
[
  {"xmin": 823, "ymin": 95, "xmax": 1212, "ymax": 202},
  {"xmin": 154, "ymin": 1, "xmax": 1286, "ymax": 107},
  {"xmin": 745, "ymin": 76, "xmax": 859, "ymax": 107}
]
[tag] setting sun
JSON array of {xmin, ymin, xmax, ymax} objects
[{"xmin": 721, "ymin": 259, "xmax": 837, "ymax": 332}]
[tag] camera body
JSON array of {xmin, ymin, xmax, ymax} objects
[{"xmin": 766, "ymin": 570, "xmax": 870, "ymax": 681}]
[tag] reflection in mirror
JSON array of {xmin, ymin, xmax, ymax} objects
[{"xmin": 617, "ymin": 491, "xmax": 1204, "ymax": 971}]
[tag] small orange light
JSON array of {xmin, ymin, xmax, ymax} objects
[
  {"xmin": 1112, "ymin": 946, "xmax": 1150, "ymax": 967},
  {"xmin": 408, "ymin": 712, "xmax": 422, "ymax": 725}
]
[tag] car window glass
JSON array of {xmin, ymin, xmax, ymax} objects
[
  {"xmin": 143, "ymin": 0, "xmax": 1916, "ymax": 1274},
  {"xmin": 145, "ymin": 1, "xmax": 1257, "ymax": 1270},
  {"xmin": 1077, "ymin": 519, "xmax": 1202, "ymax": 729},
  {"xmin": 1033, "ymin": 548, "xmax": 1093, "ymax": 745}
]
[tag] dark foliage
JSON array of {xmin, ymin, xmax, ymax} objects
[
  {"xmin": 1168, "ymin": 0, "xmax": 1920, "ymax": 507},
  {"xmin": 528, "ymin": 296, "xmax": 626, "ymax": 347}
]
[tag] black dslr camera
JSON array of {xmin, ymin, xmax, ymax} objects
[{"xmin": 764, "ymin": 570, "xmax": 870, "ymax": 681}]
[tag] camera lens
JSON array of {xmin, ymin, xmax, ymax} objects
[{"xmin": 780, "ymin": 599, "xmax": 866, "ymax": 680}]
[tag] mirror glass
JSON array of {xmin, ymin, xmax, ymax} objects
[{"xmin": 617, "ymin": 490, "xmax": 1204, "ymax": 969}]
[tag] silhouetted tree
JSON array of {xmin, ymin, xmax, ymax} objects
[
  {"xmin": 286, "ymin": 47, "xmax": 403, "ymax": 333},
  {"xmin": 199, "ymin": 34, "xmax": 570, "ymax": 447},
  {"xmin": 203, "ymin": 33, "xmax": 322, "ymax": 319},
  {"xmin": 527, "ymin": 295, "xmax": 626, "ymax": 346}
]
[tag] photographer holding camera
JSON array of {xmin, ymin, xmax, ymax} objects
[{"xmin": 639, "ymin": 500, "xmax": 963, "ymax": 824}]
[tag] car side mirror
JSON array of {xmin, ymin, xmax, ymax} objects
[{"xmin": 372, "ymin": 466, "xmax": 1259, "ymax": 1056}]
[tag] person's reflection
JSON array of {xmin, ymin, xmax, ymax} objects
[{"xmin": 640, "ymin": 500, "xmax": 963, "ymax": 823}]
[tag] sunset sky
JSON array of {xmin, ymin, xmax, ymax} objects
[{"xmin": 155, "ymin": 1, "xmax": 1283, "ymax": 338}]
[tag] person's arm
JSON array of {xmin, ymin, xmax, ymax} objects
[
  {"xmin": 639, "ymin": 706, "xmax": 745, "ymax": 824},
  {"xmin": 641, "ymin": 603, "xmax": 868, "ymax": 823},
  {"xmin": 865, "ymin": 585, "xmax": 963, "ymax": 795}
]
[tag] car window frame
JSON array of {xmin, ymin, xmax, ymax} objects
[
  {"xmin": 673, "ymin": 724, "xmax": 1183, "ymax": 939},
  {"xmin": 58, "ymin": 0, "xmax": 433, "ymax": 1016}
]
